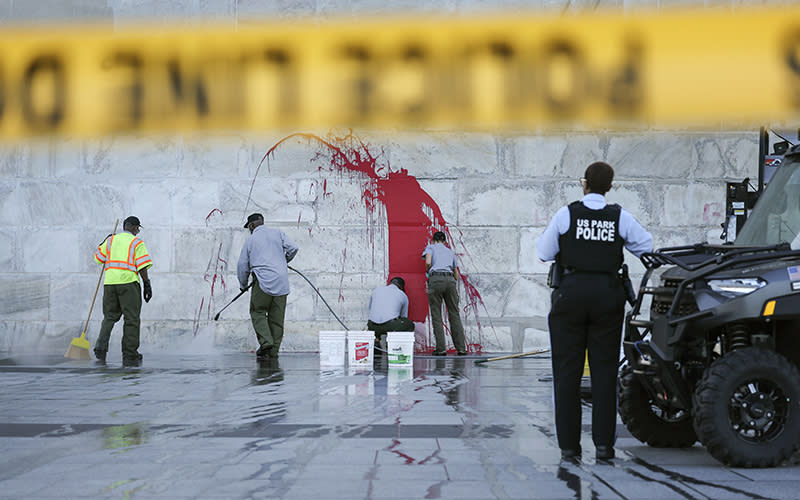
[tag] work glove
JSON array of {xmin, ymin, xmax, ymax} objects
[{"xmin": 143, "ymin": 279, "xmax": 152, "ymax": 303}]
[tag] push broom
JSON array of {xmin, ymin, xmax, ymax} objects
[
  {"xmin": 66, "ymin": 219, "xmax": 118, "ymax": 360},
  {"xmin": 474, "ymin": 348, "xmax": 550, "ymax": 364}
]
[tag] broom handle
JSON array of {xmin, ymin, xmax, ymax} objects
[
  {"xmin": 474, "ymin": 348, "xmax": 550, "ymax": 364},
  {"xmin": 82, "ymin": 219, "xmax": 118, "ymax": 334}
]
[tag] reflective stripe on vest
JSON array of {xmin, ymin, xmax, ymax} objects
[
  {"xmin": 133, "ymin": 240, "xmax": 151, "ymax": 269},
  {"xmin": 103, "ymin": 235, "xmax": 138, "ymax": 272},
  {"xmin": 96, "ymin": 232, "xmax": 152, "ymax": 285},
  {"xmin": 94, "ymin": 245, "xmax": 108, "ymax": 263},
  {"xmin": 104, "ymin": 235, "xmax": 150, "ymax": 270}
]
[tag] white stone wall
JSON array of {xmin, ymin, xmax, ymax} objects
[
  {"xmin": 0, "ymin": 131, "xmax": 758, "ymax": 353},
  {"xmin": 0, "ymin": 0, "xmax": 767, "ymax": 354}
]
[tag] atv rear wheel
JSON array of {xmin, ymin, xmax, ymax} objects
[
  {"xmin": 694, "ymin": 348, "xmax": 800, "ymax": 467},
  {"xmin": 618, "ymin": 365, "xmax": 697, "ymax": 448}
]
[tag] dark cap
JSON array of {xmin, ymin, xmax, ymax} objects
[
  {"xmin": 244, "ymin": 213, "xmax": 264, "ymax": 228},
  {"xmin": 123, "ymin": 216, "xmax": 142, "ymax": 228}
]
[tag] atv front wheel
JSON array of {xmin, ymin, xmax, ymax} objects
[
  {"xmin": 618, "ymin": 365, "xmax": 697, "ymax": 448},
  {"xmin": 694, "ymin": 348, "xmax": 800, "ymax": 467}
]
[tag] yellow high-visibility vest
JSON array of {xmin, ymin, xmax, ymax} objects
[{"xmin": 94, "ymin": 232, "xmax": 152, "ymax": 285}]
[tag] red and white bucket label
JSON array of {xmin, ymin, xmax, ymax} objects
[{"xmin": 354, "ymin": 342, "xmax": 370, "ymax": 362}]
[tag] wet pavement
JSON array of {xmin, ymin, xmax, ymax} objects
[{"xmin": 1, "ymin": 350, "xmax": 799, "ymax": 499}]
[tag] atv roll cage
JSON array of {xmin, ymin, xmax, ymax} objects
[{"xmin": 627, "ymin": 243, "xmax": 800, "ymax": 344}]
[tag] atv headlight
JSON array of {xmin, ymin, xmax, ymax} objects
[{"xmin": 707, "ymin": 278, "xmax": 766, "ymax": 297}]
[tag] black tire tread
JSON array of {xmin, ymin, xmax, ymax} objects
[
  {"xmin": 618, "ymin": 365, "xmax": 697, "ymax": 448},
  {"xmin": 694, "ymin": 348, "xmax": 800, "ymax": 468}
]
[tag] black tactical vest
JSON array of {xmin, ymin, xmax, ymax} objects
[{"xmin": 558, "ymin": 201, "xmax": 624, "ymax": 273}]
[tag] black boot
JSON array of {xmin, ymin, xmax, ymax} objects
[
  {"xmin": 93, "ymin": 349, "xmax": 107, "ymax": 364},
  {"xmin": 561, "ymin": 446, "xmax": 582, "ymax": 462},
  {"xmin": 122, "ymin": 356, "xmax": 141, "ymax": 367},
  {"xmin": 595, "ymin": 446, "xmax": 615, "ymax": 460},
  {"xmin": 256, "ymin": 345, "xmax": 274, "ymax": 359}
]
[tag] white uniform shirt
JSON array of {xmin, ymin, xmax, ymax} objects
[
  {"xmin": 238, "ymin": 225, "xmax": 299, "ymax": 295},
  {"xmin": 536, "ymin": 193, "xmax": 653, "ymax": 262},
  {"xmin": 368, "ymin": 284, "xmax": 410, "ymax": 324},
  {"xmin": 421, "ymin": 242, "xmax": 458, "ymax": 275}
]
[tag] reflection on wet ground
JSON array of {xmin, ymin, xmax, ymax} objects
[{"xmin": 1, "ymin": 351, "xmax": 798, "ymax": 499}]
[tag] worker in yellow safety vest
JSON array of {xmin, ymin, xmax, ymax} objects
[{"xmin": 93, "ymin": 216, "xmax": 153, "ymax": 366}]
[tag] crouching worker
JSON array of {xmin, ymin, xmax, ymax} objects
[{"xmin": 367, "ymin": 277, "xmax": 415, "ymax": 353}]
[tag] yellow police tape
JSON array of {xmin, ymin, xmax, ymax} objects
[{"xmin": 3, "ymin": 8, "xmax": 800, "ymax": 138}]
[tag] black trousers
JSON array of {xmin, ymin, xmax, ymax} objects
[{"xmin": 548, "ymin": 272, "xmax": 626, "ymax": 451}]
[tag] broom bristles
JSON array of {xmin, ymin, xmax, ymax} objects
[
  {"xmin": 65, "ymin": 332, "xmax": 92, "ymax": 359},
  {"xmin": 65, "ymin": 343, "xmax": 91, "ymax": 359}
]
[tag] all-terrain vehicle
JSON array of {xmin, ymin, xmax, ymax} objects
[{"xmin": 619, "ymin": 140, "xmax": 800, "ymax": 467}]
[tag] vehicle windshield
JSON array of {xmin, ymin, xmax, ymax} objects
[{"xmin": 736, "ymin": 154, "xmax": 800, "ymax": 249}]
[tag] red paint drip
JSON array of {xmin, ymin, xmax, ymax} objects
[
  {"xmin": 459, "ymin": 271, "xmax": 487, "ymax": 329},
  {"xmin": 192, "ymin": 297, "xmax": 204, "ymax": 336},
  {"xmin": 196, "ymin": 209, "xmax": 226, "ymax": 333},
  {"xmin": 339, "ymin": 235, "xmax": 348, "ymax": 303},
  {"xmin": 205, "ymin": 208, "xmax": 222, "ymax": 225},
  {"xmin": 261, "ymin": 132, "xmax": 490, "ymax": 353},
  {"xmin": 195, "ymin": 237, "xmax": 228, "ymax": 335},
  {"xmin": 203, "ymin": 242, "xmax": 227, "ymax": 299}
]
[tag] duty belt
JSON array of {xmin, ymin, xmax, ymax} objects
[
  {"xmin": 563, "ymin": 267, "xmax": 616, "ymax": 276},
  {"xmin": 429, "ymin": 271, "xmax": 453, "ymax": 276}
]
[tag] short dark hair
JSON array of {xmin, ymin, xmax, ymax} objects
[
  {"xmin": 432, "ymin": 231, "xmax": 446, "ymax": 243},
  {"xmin": 389, "ymin": 276, "xmax": 405, "ymax": 291},
  {"xmin": 584, "ymin": 162, "xmax": 614, "ymax": 194}
]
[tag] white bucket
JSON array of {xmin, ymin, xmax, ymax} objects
[
  {"xmin": 319, "ymin": 331, "xmax": 346, "ymax": 366},
  {"xmin": 347, "ymin": 331, "xmax": 374, "ymax": 367},
  {"xmin": 386, "ymin": 332, "xmax": 415, "ymax": 368}
]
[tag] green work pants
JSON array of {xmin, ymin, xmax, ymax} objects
[
  {"xmin": 367, "ymin": 317, "xmax": 414, "ymax": 339},
  {"xmin": 95, "ymin": 281, "xmax": 142, "ymax": 359},
  {"xmin": 367, "ymin": 317, "xmax": 415, "ymax": 351},
  {"xmin": 427, "ymin": 274, "xmax": 466, "ymax": 353},
  {"xmin": 250, "ymin": 280, "xmax": 287, "ymax": 357}
]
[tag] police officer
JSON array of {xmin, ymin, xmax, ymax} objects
[{"xmin": 536, "ymin": 162, "xmax": 652, "ymax": 461}]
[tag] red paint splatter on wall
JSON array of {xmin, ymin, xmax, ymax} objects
[
  {"xmin": 257, "ymin": 132, "xmax": 491, "ymax": 353},
  {"xmin": 194, "ymin": 234, "xmax": 228, "ymax": 336},
  {"xmin": 703, "ymin": 202, "xmax": 723, "ymax": 224},
  {"xmin": 205, "ymin": 208, "xmax": 222, "ymax": 223},
  {"xmin": 193, "ymin": 297, "xmax": 205, "ymax": 336},
  {"xmin": 204, "ymin": 241, "xmax": 227, "ymax": 299}
]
